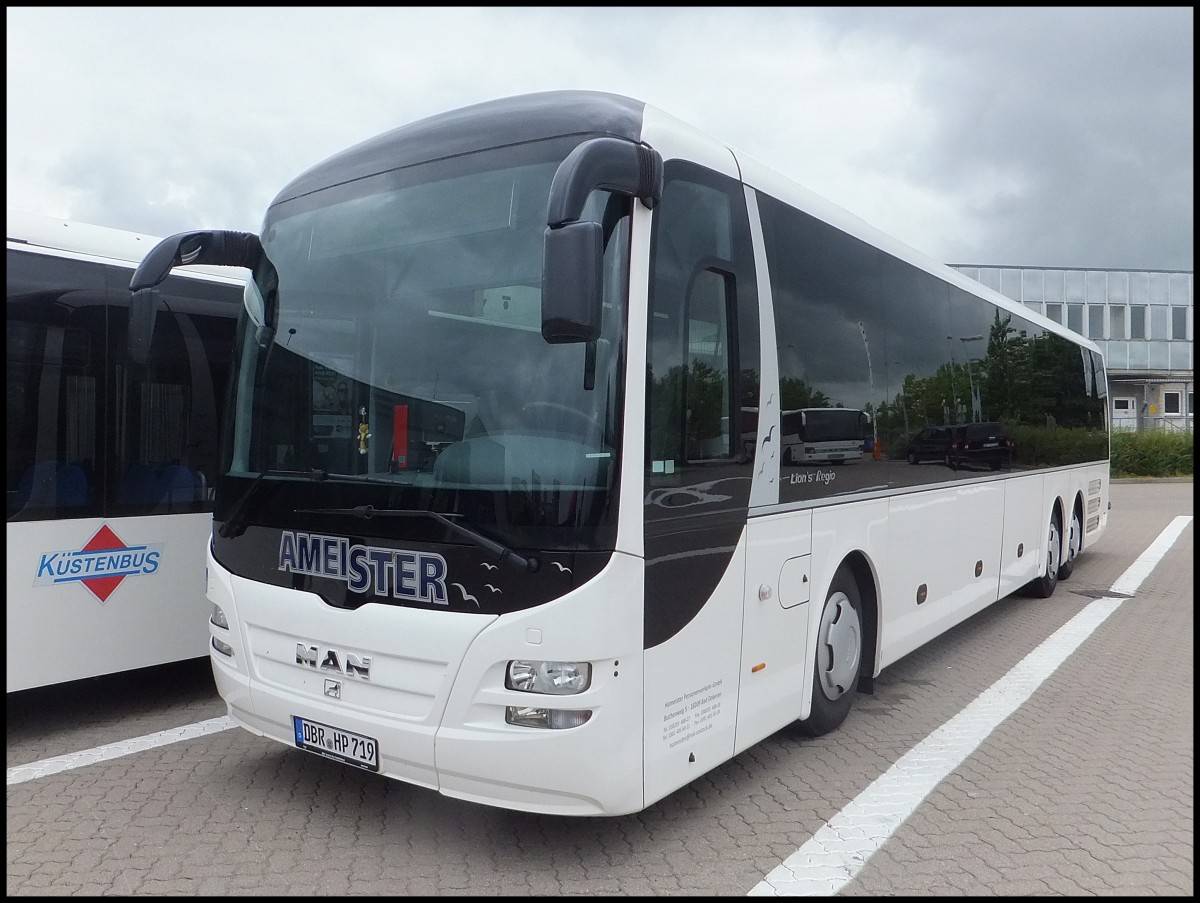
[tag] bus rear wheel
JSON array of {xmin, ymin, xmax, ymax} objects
[
  {"xmin": 796, "ymin": 565, "xmax": 862, "ymax": 737},
  {"xmin": 1058, "ymin": 509, "xmax": 1083, "ymax": 580},
  {"xmin": 1024, "ymin": 512, "xmax": 1062, "ymax": 598}
]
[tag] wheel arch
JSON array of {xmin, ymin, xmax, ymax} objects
[
  {"xmin": 839, "ymin": 550, "xmax": 879, "ymax": 693},
  {"xmin": 1071, "ymin": 490, "xmax": 1086, "ymax": 553}
]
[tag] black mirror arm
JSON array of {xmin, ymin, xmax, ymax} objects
[
  {"xmin": 545, "ymin": 138, "xmax": 663, "ymax": 229},
  {"xmin": 129, "ymin": 230, "xmax": 262, "ymax": 291}
]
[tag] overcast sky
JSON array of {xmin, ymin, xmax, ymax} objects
[{"xmin": 6, "ymin": 7, "xmax": 1194, "ymax": 271}]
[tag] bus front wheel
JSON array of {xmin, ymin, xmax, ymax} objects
[{"xmin": 796, "ymin": 565, "xmax": 862, "ymax": 737}]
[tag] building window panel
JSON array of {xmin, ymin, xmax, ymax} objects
[
  {"xmin": 1172, "ymin": 306, "xmax": 1188, "ymax": 340},
  {"xmin": 1065, "ymin": 270, "xmax": 1086, "ymax": 302},
  {"xmin": 1107, "ymin": 270, "xmax": 1129, "ymax": 303},
  {"xmin": 1148, "ymin": 272, "xmax": 1170, "ymax": 304},
  {"xmin": 1170, "ymin": 342, "xmax": 1193, "ymax": 372},
  {"xmin": 1021, "ymin": 269, "xmax": 1043, "ymax": 302},
  {"xmin": 1130, "ymin": 306, "xmax": 1147, "ymax": 340},
  {"xmin": 1067, "ymin": 303, "xmax": 1084, "ymax": 334},
  {"xmin": 1085, "ymin": 270, "xmax": 1108, "ymax": 304},
  {"xmin": 1151, "ymin": 306, "xmax": 1168, "ymax": 341},
  {"xmin": 1163, "ymin": 392, "xmax": 1181, "ymax": 415},
  {"xmin": 1001, "ymin": 268, "xmax": 1022, "ymax": 300},
  {"xmin": 1110, "ymin": 307, "xmax": 1127, "ymax": 340},
  {"xmin": 1130, "ymin": 272, "xmax": 1149, "ymax": 304},
  {"xmin": 1045, "ymin": 303, "xmax": 1063, "ymax": 325},
  {"xmin": 1147, "ymin": 341, "xmax": 1171, "ymax": 369},
  {"xmin": 1043, "ymin": 269, "xmax": 1064, "ymax": 302},
  {"xmin": 1088, "ymin": 305, "xmax": 1105, "ymax": 339},
  {"xmin": 1168, "ymin": 273, "xmax": 1192, "ymax": 305}
]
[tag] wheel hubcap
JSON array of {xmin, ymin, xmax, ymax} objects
[
  {"xmin": 817, "ymin": 591, "xmax": 861, "ymax": 700},
  {"xmin": 1046, "ymin": 520, "xmax": 1061, "ymax": 577}
]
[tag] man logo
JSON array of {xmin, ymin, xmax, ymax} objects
[{"xmin": 295, "ymin": 643, "xmax": 372, "ymax": 680}]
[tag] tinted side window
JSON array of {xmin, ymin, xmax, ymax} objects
[
  {"xmin": 7, "ymin": 250, "xmax": 106, "ymax": 520},
  {"xmin": 6, "ymin": 248, "xmax": 240, "ymax": 522},
  {"xmin": 758, "ymin": 192, "xmax": 1108, "ymax": 507},
  {"xmin": 109, "ymin": 271, "xmax": 238, "ymax": 515}
]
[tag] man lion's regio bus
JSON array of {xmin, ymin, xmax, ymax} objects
[
  {"xmin": 6, "ymin": 211, "xmax": 242, "ymax": 692},
  {"xmin": 130, "ymin": 92, "xmax": 1109, "ymax": 815}
]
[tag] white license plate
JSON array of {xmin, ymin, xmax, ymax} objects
[
  {"xmin": 983, "ymin": 441, "xmax": 999, "ymax": 448},
  {"xmin": 292, "ymin": 716, "xmax": 379, "ymax": 771}
]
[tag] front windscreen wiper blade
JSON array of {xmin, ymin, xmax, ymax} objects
[
  {"xmin": 294, "ymin": 505, "xmax": 539, "ymax": 573},
  {"xmin": 307, "ymin": 469, "xmax": 392, "ymax": 483}
]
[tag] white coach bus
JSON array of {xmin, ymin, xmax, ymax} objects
[
  {"xmin": 6, "ymin": 211, "xmax": 243, "ymax": 692},
  {"xmin": 128, "ymin": 91, "xmax": 1110, "ymax": 815}
]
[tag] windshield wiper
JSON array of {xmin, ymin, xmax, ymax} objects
[
  {"xmin": 307, "ymin": 469, "xmax": 389, "ymax": 482},
  {"xmin": 218, "ymin": 467, "xmax": 323, "ymax": 538},
  {"xmin": 218, "ymin": 470, "xmax": 271, "ymax": 539},
  {"xmin": 294, "ymin": 505, "xmax": 539, "ymax": 573}
]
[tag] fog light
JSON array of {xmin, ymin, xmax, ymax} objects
[
  {"xmin": 210, "ymin": 604, "xmax": 229, "ymax": 629},
  {"xmin": 505, "ymin": 706, "xmax": 592, "ymax": 729},
  {"xmin": 211, "ymin": 636, "xmax": 234, "ymax": 657}
]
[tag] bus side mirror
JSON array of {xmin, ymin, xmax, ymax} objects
[
  {"xmin": 541, "ymin": 137, "xmax": 662, "ymax": 345},
  {"xmin": 542, "ymin": 222, "xmax": 603, "ymax": 343}
]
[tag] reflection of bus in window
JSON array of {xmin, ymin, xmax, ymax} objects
[
  {"xmin": 780, "ymin": 408, "xmax": 870, "ymax": 464},
  {"xmin": 7, "ymin": 211, "xmax": 243, "ymax": 692}
]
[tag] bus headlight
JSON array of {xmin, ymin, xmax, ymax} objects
[
  {"xmin": 505, "ymin": 659, "xmax": 591, "ymax": 695},
  {"xmin": 210, "ymin": 603, "xmax": 230, "ymax": 629}
]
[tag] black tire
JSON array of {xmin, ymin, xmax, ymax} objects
[
  {"xmin": 907, "ymin": 451, "xmax": 917, "ymax": 464},
  {"xmin": 783, "ymin": 446, "xmax": 795, "ymax": 466},
  {"xmin": 1024, "ymin": 512, "xmax": 1062, "ymax": 598},
  {"xmin": 796, "ymin": 564, "xmax": 863, "ymax": 737},
  {"xmin": 1058, "ymin": 508, "xmax": 1083, "ymax": 580}
]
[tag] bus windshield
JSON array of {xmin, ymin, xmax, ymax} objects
[{"xmin": 219, "ymin": 137, "xmax": 631, "ymax": 554}]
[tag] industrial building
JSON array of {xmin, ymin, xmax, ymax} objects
[{"xmin": 951, "ymin": 266, "xmax": 1193, "ymax": 433}]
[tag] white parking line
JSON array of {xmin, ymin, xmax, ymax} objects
[
  {"xmin": 7, "ymin": 516, "xmax": 1192, "ymax": 895},
  {"xmin": 6, "ymin": 716, "xmax": 234, "ymax": 786},
  {"xmin": 748, "ymin": 515, "xmax": 1192, "ymax": 896}
]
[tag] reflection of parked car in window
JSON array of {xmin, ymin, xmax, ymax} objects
[
  {"xmin": 906, "ymin": 426, "xmax": 953, "ymax": 464},
  {"xmin": 948, "ymin": 422, "xmax": 1013, "ymax": 471}
]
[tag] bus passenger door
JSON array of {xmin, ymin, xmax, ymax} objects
[
  {"xmin": 736, "ymin": 511, "xmax": 813, "ymax": 754},
  {"xmin": 641, "ymin": 159, "xmax": 762, "ymax": 807}
]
